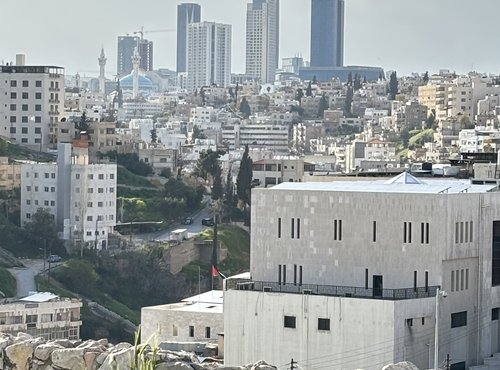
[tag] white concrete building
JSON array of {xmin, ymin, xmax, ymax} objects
[
  {"xmin": 186, "ymin": 22, "xmax": 232, "ymax": 92},
  {"xmin": 0, "ymin": 61, "xmax": 65, "ymax": 151},
  {"xmin": 0, "ymin": 292, "xmax": 82, "ymax": 340},
  {"xmin": 224, "ymin": 173, "xmax": 500, "ymax": 370},
  {"xmin": 21, "ymin": 137, "xmax": 117, "ymax": 250},
  {"xmin": 190, "ymin": 107, "xmax": 216, "ymax": 129},
  {"xmin": 221, "ymin": 122, "xmax": 289, "ymax": 152},
  {"xmin": 252, "ymin": 157, "xmax": 315, "ymax": 187},
  {"xmin": 245, "ymin": 0, "xmax": 279, "ymax": 84},
  {"xmin": 141, "ymin": 290, "xmax": 223, "ymax": 344}
]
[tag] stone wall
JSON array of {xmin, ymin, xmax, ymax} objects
[{"xmin": 0, "ymin": 332, "xmax": 278, "ymax": 370}]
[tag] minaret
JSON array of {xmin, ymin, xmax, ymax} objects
[
  {"xmin": 98, "ymin": 48, "xmax": 107, "ymax": 95},
  {"xmin": 132, "ymin": 47, "xmax": 141, "ymax": 99},
  {"xmin": 75, "ymin": 73, "xmax": 81, "ymax": 89}
]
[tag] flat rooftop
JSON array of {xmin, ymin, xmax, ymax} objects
[
  {"xmin": 143, "ymin": 290, "xmax": 223, "ymax": 314},
  {"xmin": 271, "ymin": 172, "xmax": 498, "ymax": 194}
]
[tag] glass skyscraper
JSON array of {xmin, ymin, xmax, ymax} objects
[
  {"xmin": 310, "ymin": 0, "xmax": 344, "ymax": 67},
  {"xmin": 177, "ymin": 3, "xmax": 201, "ymax": 73}
]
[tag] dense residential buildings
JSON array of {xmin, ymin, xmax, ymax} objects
[
  {"xmin": 0, "ymin": 60, "xmax": 65, "ymax": 151},
  {"xmin": 0, "ymin": 157, "xmax": 21, "ymax": 190},
  {"xmin": 0, "ymin": 292, "xmax": 82, "ymax": 340},
  {"xmin": 186, "ymin": 22, "xmax": 232, "ymax": 92},
  {"xmin": 177, "ymin": 3, "xmax": 202, "ymax": 74},
  {"xmin": 245, "ymin": 0, "xmax": 280, "ymax": 84},
  {"xmin": 21, "ymin": 137, "xmax": 117, "ymax": 250},
  {"xmin": 224, "ymin": 173, "xmax": 500, "ymax": 370},
  {"xmin": 310, "ymin": 0, "xmax": 344, "ymax": 67}
]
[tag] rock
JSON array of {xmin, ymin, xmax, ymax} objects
[
  {"xmin": 51, "ymin": 348, "xmax": 86, "ymax": 369},
  {"xmin": 84, "ymin": 351, "xmax": 101, "ymax": 370},
  {"xmin": 203, "ymin": 344, "xmax": 218, "ymax": 358},
  {"xmin": 110, "ymin": 342, "xmax": 132, "ymax": 352},
  {"xmin": 97, "ymin": 339, "xmax": 109, "ymax": 347},
  {"xmin": 5, "ymin": 341, "xmax": 34, "ymax": 370},
  {"xmin": 98, "ymin": 347, "xmax": 134, "ymax": 370},
  {"xmin": 34, "ymin": 343, "xmax": 64, "ymax": 361},
  {"xmin": 381, "ymin": 362, "xmax": 420, "ymax": 370},
  {"xmin": 155, "ymin": 362, "xmax": 194, "ymax": 370},
  {"xmin": 250, "ymin": 361, "xmax": 277, "ymax": 370},
  {"xmin": 96, "ymin": 352, "xmax": 108, "ymax": 365},
  {"xmin": 48, "ymin": 339, "xmax": 73, "ymax": 348}
]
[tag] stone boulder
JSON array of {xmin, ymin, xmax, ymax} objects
[
  {"xmin": 155, "ymin": 362, "xmax": 195, "ymax": 370},
  {"xmin": 51, "ymin": 348, "xmax": 86, "ymax": 369},
  {"xmin": 34, "ymin": 343, "xmax": 65, "ymax": 362},
  {"xmin": 5, "ymin": 341, "xmax": 34, "ymax": 370}
]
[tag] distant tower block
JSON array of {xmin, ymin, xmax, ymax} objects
[
  {"xmin": 98, "ymin": 48, "xmax": 107, "ymax": 95},
  {"xmin": 131, "ymin": 47, "xmax": 141, "ymax": 99},
  {"xmin": 75, "ymin": 73, "xmax": 81, "ymax": 89}
]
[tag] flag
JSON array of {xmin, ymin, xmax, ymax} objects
[{"xmin": 212, "ymin": 265, "xmax": 227, "ymax": 279}]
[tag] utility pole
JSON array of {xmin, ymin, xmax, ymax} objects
[{"xmin": 290, "ymin": 358, "xmax": 297, "ymax": 370}]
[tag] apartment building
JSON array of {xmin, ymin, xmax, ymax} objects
[
  {"xmin": 221, "ymin": 122, "xmax": 289, "ymax": 152},
  {"xmin": 0, "ymin": 60, "xmax": 65, "ymax": 151},
  {"xmin": 21, "ymin": 136, "xmax": 117, "ymax": 250},
  {"xmin": 252, "ymin": 157, "xmax": 315, "ymax": 187},
  {"xmin": 224, "ymin": 173, "xmax": 500, "ymax": 370},
  {"xmin": 0, "ymin": 292, "xmax": 82, "ymax": 340},
  {"xmin": 0, "ymin": 157, "xmax": 21, "ymax": 190}
]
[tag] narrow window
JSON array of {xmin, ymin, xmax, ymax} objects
[
  {"xmin": 425, "ymin": 271, "xmax": 429, "ymax": 292},
  {"xmin": 465, "ymin": 222, "xmax": 469, "ymax": 242},
  {"xmin": 338, "ymin": 220, "xmax": 342, "ymax": 241},
  {"xmin": 460, "ymin": 222, "xmax": 464, "ymax": 243},
  {"xmin": 465, "ymin": 269, "xmax": 469, "ymax": 290},
  {"xmin": 334, "ymin": 220, "xmax": 338, "ymax": 240},
  {"xmin": 425, "ymin": 223, "xmax": 429, "ymax": 244},
  {"xmin": 460, "ymin": 269, "xmax": 464, "ymax": 291},
  {"xmin": 284, "ymin": 316, "xmax": 296, "ymax": 328},
  {"xmin": 455, "ymin": 270, "xmax": 459, "ymax": 291},
  {"xmin": 408, "ymin": 222, "xmax": 412, "ymax": 243},
  {"xmin": 451, "ymin": 270, "xmax": 455, "ymax": 292},
  {"xmin": 189, "ymin": 326, "xmax": 194, "ymax": 337},
  {"xmin": 422, "ymin": 317, "xmax": 425, "ymax": 325},
  {"xmin": 318, "ymin": 318, "xmax": 330, "ymax": 331},
  {"xmin": 293, "ymin": 264, "xmax": 297, "ymax": 286},
  {"xmin": 421, "ymin": 223, "xmax": 425, "ymax": 244},
  {"xmin": 414, "ymin": 271, "xmax": 417, "ymax": 292},
  {"xmin": 470, "ymin": 221, "xmax": 473, "ymax": 242},
  {"xmin": 493, "ymin": 308, "xmax": 500, "ymax": 321},
  {"xmin": 404, "ymin": 222, "xmax": 408, "ymax": 243},
  {"xmin": 278, "ymin": 218, "xmax": 281, "ymax": 238},
  {"xmin": 283, "ymin": 265, "xmax": 287, "ymax": 285},
  {"xmin": 278, "ymin": 265, "xmax": 282, "ymax": 285},
  {"xmin": 373, "ymin": 221, "xmax": 377, "ymax": 242},
  {"xmin": 406, "ymin": 318, "xmax": 413, "ymax": 327},
  {"xmin": 205, "ymin": 327, "xmax": 211, "ymax": 338},
  {"xmin": 365, "ymin": 269, "xmax": 369, "ymax": 289},
  {"xmin": 299, "ymin": 266, "xmax": 303, "ymax": 286},
  {"xmin": 297, "ymin": 218, "xmax": 300, "ymax": 239},
  {"xmin": 172, "ymin": 325, "xmax": 178, "ymax": 336},
  {"xmin": 291, "ymin": 219, "xmax": 295, "ymax": 239},
  {"xmin": 451, "ymin": 311, "xmax": 467, "ymax": 328}
]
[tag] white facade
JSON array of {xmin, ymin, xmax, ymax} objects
[
  {"xmin": 221, "ymin": 122, "xmax": 289, "ymax": 152},
  {"xmin": 186, "ymin": 22, "xmax": 232, "ymax": 92},
  {"xmin": 21, "ymin": 141, "xmax": 117, "ymax": 250},
  {"xmin": 0, "ymin": 64, "xmax": 65, "ymax": 151},
  {"xmin": 224, "ymin": 173, "xmax": 500, "ymax": 370},
  {"xmin": 245, "ymin": 0, "xmax": 279, "ymax": 84}
]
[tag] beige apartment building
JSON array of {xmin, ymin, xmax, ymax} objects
[{"xmin": 0, "ymin": 157, "xmax": 21, "ymax": 190}]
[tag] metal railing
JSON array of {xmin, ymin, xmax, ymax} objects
[{"xmin": 225, "ymin": 279, "xmax": 439, "ymax": 301}]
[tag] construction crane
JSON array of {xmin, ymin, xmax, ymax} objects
[{"xmin": 134, "ymin": 26, "xmax": 175, "ymax": 41}]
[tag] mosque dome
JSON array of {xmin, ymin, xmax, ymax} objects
[{"xmin": 119, "ymin": 73, "xmax": 153, "ymax": 90}]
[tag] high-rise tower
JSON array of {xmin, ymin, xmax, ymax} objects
[
  {"xmin": 177, "ymin": 3, "xmax": 201, "ymax": 73},
  {"xmin": 310, "ymin": 0, "xmax": 344, "ymax": 67},
  {"xmin": 245, "ymin": 0, "xmax": 279, "ymax": 84},
  {"xmin": 98, "ymin": 48, "xmax": 106, "ymax": 95},
  {"xmin": 117, "ymin": 35, "xmax": 139, "ymax": 77}
]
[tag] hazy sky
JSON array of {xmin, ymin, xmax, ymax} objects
[{"xmin": 1, "ymin": 0, "xmax": 499, "ymax": 78}]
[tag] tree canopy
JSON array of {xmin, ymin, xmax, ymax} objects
[
  {"xmin": 236, "ymin": 145, "xmax": 253, "ymax": 207},
  {"xmin": 389, "ymin": 72, "xmax": 399, "ymax": 100}
]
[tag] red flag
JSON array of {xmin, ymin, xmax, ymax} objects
[{"xmin": 212, "ymin": 265, "xmax": 218, "ymax": 277}]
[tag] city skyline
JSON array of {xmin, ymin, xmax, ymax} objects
[{"xmin": 1, "ymin": 0, "xmax": 500, "ymax": 77}]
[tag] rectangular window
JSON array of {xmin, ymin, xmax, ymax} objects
[
  {"xmin": 404, "ymin": 222, "xmax": 407, "ymax": 243},
  {"xmin": 35, "ymin": 92, "xmax": 42, "ymax": 99},
  {"xmin": 22, "ymin": 92, "xmax": 28, "ymax": 99},
  {"xmin": 87, "ymin": 216, "xmax": 93, "ymax": 221},
  {"xmin": 421, "ymin": 223, "xmax": 425, "ymax": 243},
  {"xmin": 297, "ymin": 218, "xmax": 300, "ymax": 239},
  {"xmin": 10, "ymin": 92, "xmax": 16, "ymax": 99},
  {"xmin": 98, "ymin": 174, "xmax": 104, "ymax": 180},
  {"xmin": 455, "ymin": 269, "xmax": 459, "ymax": 291},
  {"xmin": 365, "ymin": 269, "xmax": 369, "ymax": 289},
  {"xmin": 110, "ymin": 173, "xmax": 115, "ymax": 179},
  {"xmin": 10, "ymin": 116, "xmax": 16, "ymax": 123},
  {"xmin": 460, "ymin": 269, "xmax": 464, "ymax": 290},
  {"xmin": 87, "ymin": 202, "xmax": 93, "ymax": 207},
  {"xmin": 460, "ymin": 222, "xmax": 464, "ymax": 243},
  {"xmin": 22, "ymin": 104, "xmax": 28, "ymax": 111},
  {"xmin": 278, "ymin": 264, "xmax": 282, "ymax": 285},
  {"xmin": 451, "ymin": 311, "xmax": 467, "ymax": 328},
  {"xmin": 172, "ymin": 325, "xmax": 178, "ymax": 336},
  {"xmin": 205, "ymin": 327, "xmax": 211, "ymax": 339},
  {"xmin": 408, "ymin": 222, "xmax": 412, "ymax": 243},
  {"xmin": 278, "ymin": 218, "xmax": 281, "ymax": 238},
  {"xmin": 35, "ymin": 104, "xmax": 41, "ymax": 111},
  {"xmin": 88, "ymin": 188, "xmax": 93, "ymax": 193},
  {"xmin": 493, "ymin": 308, "xmax": 499, "ymax": 321},
  {"xmin": 22, "ymin": 80, "xmax": 28, "ymax": 87},
  {"xmin": 373, "ymin": 221, "xmax": 377, "ymax": 242},
  {"xmin": 414, "ymin": 271, "xmax": 417, "ymax": 292},
  {"xmin": 294, "ymin": 264, "xmax": 297, "ymax": 286},
  {"xmin": 291, "ymin": 218, "xmax": 295, "ymax": 239},
  {"xmin": 404, "ymin": 222, "xmax": 412, "ymax": 243},
  {"xmin": 189, "ymin": 326, "xmax": 194, "ymax": 337},
  {"xmin": 318, "ymin": 318, "xmax": 330, "ymax": 331},
  {"xmin": 451, "ymin": 270, "xmax": 455, "ymax": 292},
  {"xmin": 36, "ymin": 80, "xmax": 42, "ymax": 87},
  {"xmin": 465, "ymin": 221, "xmax": 469, "ymax": 242},
  {"xmin": 425, "ymin": 271, "xmax": 429, "ymax": 292},
  {"xmin": 21, "ymin": 127, "xmax": 28, "ymax": 134},
  {"xmin": 11, "ymin": 80, "xmax": 17, "ymax": 87},
  {"xmin": 470, "ymin": 221, "xmax": 473, "ymax": 242},
  {"xmin": 334, "ymin": 219, "xmax": 342, "ymax": 241},
  {"xmin": 338, "ymin": 219, "xmax": 342, "ymax": 240},
  {"xmin": 284, "ymin": 315, "xmax": 296, "ymax": 328},
  {"xmin": 283, "ymin": 264, "xmax": 286, "ymax": 285},
  {"xmin": 455, "ymin": 222, "xmax": 459, "ymax": 243},
  {"xmin": 465, "ymin": 269, "xmax": 469, "ymax": 290},
  {"xmin": 425, "ymin": 222, "xmax": 429, "ymax": 244},
  {"xmin": 299, "ymin": 265, "xmax": 303, "ymax": 286},
  {"xmin": 334, "ymin": 220, "xmax": 338, "ymax": 240},
  {"xmin": 98, "ymin": 188, "xmax": 104, "ymax": 193}
]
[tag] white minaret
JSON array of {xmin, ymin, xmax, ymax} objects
[
  {"xmin": 132, "ymin": 47, "xmax": 141, "ymax": 99},
  {"xmin": 75, "ymin": 73, "xmax": 81, "ymax": 89},
  {"xmin": 98, "ymin": 48, "xmax": 107, "ymax": 95}
]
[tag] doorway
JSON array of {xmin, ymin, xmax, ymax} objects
[{"xmin": 373, "ymin": 275, "xmax": 383, "ymax": 298}]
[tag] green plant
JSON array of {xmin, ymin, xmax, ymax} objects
[{"xmin": 132, "ymin": 327, "xmax": 159, "ymax": 370}]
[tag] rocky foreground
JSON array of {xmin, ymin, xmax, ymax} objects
[{"xmin": 0, "ymin": 333, "xmax": 276, "ymax": 370}]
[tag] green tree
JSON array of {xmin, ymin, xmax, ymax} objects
[
  {"xmin": 295, "ymin": 88, "xmax": 304, "ymax": 106},
  {"xmin": 211, "ymin": 165, "xmax": 223, "ymax": 201},
  {"xmin": 76, "ymin": 111, "xmax": 90, "ymax": 137},
  {"xmin": 344, "ymin": 87, "xmax": 353, "ymax": 117},
  {"xmin": 426, "ymin": 109, "xmax": 436, "ymax": 129},
  {"xmin": 379, "ymin": 72, "xmax": 385, "ymax": 81},
  {"xmin": 363, "ymin": 75, "xmax": 367, "ymax": 84},
  {"xmin": 194, "ymin": 149, "xmax": 225, "ymax": 180},
  {"xmin": 61, "ymin": 260, "xmax": 99, "ymax": 296},
  {"xmin": 460, "ymin": 114, "xmax": 474, "ymax": 129},
  {"xmin": 150, "ymin": 127, "xmax": 157, "ymax": 144},
  {"xmin": 423, "ymin": 71, "xmax": 429, "ymax": 84},
  {"xmin": 389, "ymin": 72, "xmax": 399, "ymax": 100},
  {"xmin": 312, "ymin": 75, "xmax": 318, "ymax": 85},
  {"xmin": 225, "ymin": 170, "xmax": 234, "ymax": 207},
  {"xmin": 317, "ymin": 93, "xmax": 329, "ymax": 118},
  {"xmin": 353, "ymin": 74, "xmax": 362, "ymax": 91},
  {"xmin": 24, "ymin": 208, "xmax": 65, "ymax": 254},
  {"xmin": 236, "ymin": 145, "xmax": 253, "ymax": 207},
  {"xmin": 192, "ymin": 125, "xmax": 206, "ymax": 143},
  {"xmin": 305, "ymin": 81, "xmax": 313, "ymax": 97},
  {"xmin": 239, "ymin": 97, "xmax": 251, "ymax": 119},
  {"xmin": 347, "ymin": 72, "xmax": 353, "ymax": 86},
  {"xmin": 0, "ymin": 139, "xmax": 7, "ymax": 156}
]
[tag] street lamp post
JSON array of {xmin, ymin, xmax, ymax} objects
[{"xmin": 434, "ymin": 288, "xmax": 447, "ymax": 370}]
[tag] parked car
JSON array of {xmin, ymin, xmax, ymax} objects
[
  {"xmin": 47, "ymin": 255, "xmax": 62, "ymax": 263},
  {"xmin": 201, "ymin": 218, "xmax": 215, "ymax": 226},
  {"xmin": 182, "ymin": 217, "xmax": 194, "ymax": 225}
]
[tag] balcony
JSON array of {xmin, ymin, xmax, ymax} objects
[
  {"xmin": 225, "ymin": 279, "xmax": 439, "ymax": 301},
  {"xmin": 48, "ymin": 111, "xmax": 60, "ymax": 116},
  {"xmin": 49, "ymin": 99, "xmax": 60, "ymax": 104}
]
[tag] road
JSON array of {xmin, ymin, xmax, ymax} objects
[
  {"xmin": 8, "ymin": 259, "xmax": 45, "ymax": 298},
  {"xmin": 132, "ymin": 206, "xmax": 213, "ymax": 243}
]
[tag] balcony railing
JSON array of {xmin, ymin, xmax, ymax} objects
[{"xmin": 225, "ymin": 279, "xmax": 439, "ymax": 301}]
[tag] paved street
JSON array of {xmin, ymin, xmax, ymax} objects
[
  {"xmin": 8, "ymin": 259, "xmax": 45, "ymax": 298},
  {"xmin": 132, "ymin": 206, "xmax": 213, "ymax": 243}
]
